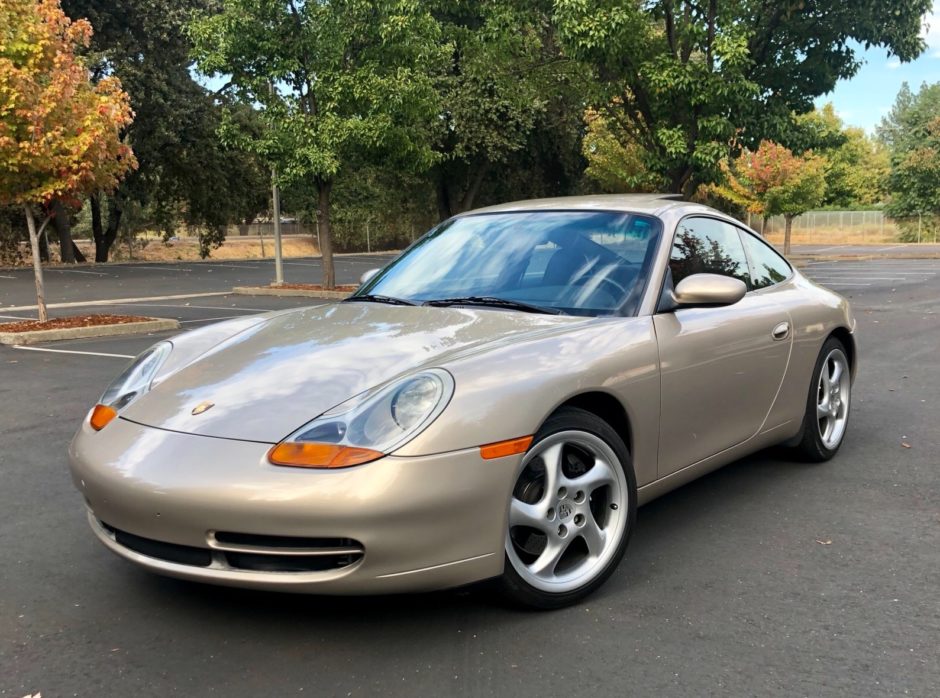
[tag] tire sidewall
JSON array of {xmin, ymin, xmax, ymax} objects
[
  {"xmin": 799, "ymin": 337, "xmax": 851, "ymax": 462},
  {"xmin": 500, "ymin": 406, "xmax": 637, "ymax": 609}
]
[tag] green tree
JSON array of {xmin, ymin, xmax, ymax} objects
[
  {"xmin": 793, "ymin": 105, "xmax": 888, "ymax": 207},
  {"xmin": 62, "ymin": 0, "xmax": 269, "ymax": 261},
  {"xmin": 429, "ymin": 1, "xmax": 580, "ymax": 218},
  {"xmin": 553, "ymin": 0, "xmax": 931, "ymax": 197},
  {"xmin": 879, "ymin": 82, "xmax": 940, "ymax": 239},
  {"xmin": 582, "ymin": 108, "xmax": 665, "ymax": 193},
  {"xmin": 712, "ymin": 141, "xmax": 826, "ymax": 254},
  {"xmin": 0, "ymin": 0, "xmax": 135, "ymax": 320},
  {"xmin": 191, "ymin": 0, "xmax": 446, "ymax": 288}
]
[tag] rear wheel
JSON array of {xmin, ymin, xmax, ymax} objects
[
  {"xmin": 794, "ymin": 337, "xmax": 851, "ymax": 462},
  {"xmin": 499, "ymin": 407, "xmax": 636, "ymax": 609}
]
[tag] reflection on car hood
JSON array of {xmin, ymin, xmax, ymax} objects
[{"xmin": 121, "ymin": 302, "xmax": 590, "ymax": 442}]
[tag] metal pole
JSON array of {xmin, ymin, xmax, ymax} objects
[
  {"xmin": 272, "ymin": 169, "xmax": 284, "ymax": 284},
  {"xmin": 366, "ymin": 220, "xmax": 371, "ymax": 253},
  {"xmin": 918, "ymin": 213, "xmax": 922, "ymax": 244}
]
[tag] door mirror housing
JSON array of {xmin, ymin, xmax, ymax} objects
[
  {"xmin": 359, "ymin": 268, "xmax": 381, "ymax": 286},
  {"xmin": 673, "ymin": 273, "xmax": 747, "ymax": 308}
]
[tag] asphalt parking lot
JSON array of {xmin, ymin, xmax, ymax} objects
[
  {"xmin": 2, "ymin": 253, "xmax": 939, "ymax": 696},
  {"xmin": 0, "ymin": 254, "xmax": 397, "ymax": 310}
]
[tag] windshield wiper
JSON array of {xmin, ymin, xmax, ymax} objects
[
  {"xmin": 422, "ymin": 296, "xmax": 565, "ymax": 315},
  {"xmin": 344, "ymin": 294, "xmax": 417, "ymax": 306}
]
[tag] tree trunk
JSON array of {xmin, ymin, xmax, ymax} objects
[
  {"xmin": 38, "ymin": 231, "xmax": 50, "ymax": 262},
  {"xmin": 317, "ymin": 179, "xmax": 336, "ymax": 290},
  {"xmin": 49, "ymin": 198, "xmax": 77, "ymax": 263},
  {"xmin": 24, "ymin": 205, "xmax": 48, "ymax": 322},
  {"xmin": 434, "ymin": 160, "xmax": 488, "ymax": 221},
  {"xmin": 92, "ymin": 194, "xmax": 123, "ymax": 262},
  {"xmin": 91, "ymin": 194, "xmax": 106, "ymax": 262},
  {"xmin": 435, "ymin": 170, "xmax": 453, "ymax": 221},
  {"xmin": 760, "ymin": 215, "xmax": 768, "ymax": 237},
  {"xmin": 784, "ymin": 215, "xmax": 793, "ymax": 255},
  {"xmin": 459, "ymin": 163, "xmax": 488, "ymax": 213}
]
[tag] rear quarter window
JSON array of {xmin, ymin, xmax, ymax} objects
[{"xmin": 742, "ymin": 234, "xmax": 792, "ymax": 289}]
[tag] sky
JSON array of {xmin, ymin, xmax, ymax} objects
[{"xmin": 816, "ymin": 3, "xmax": 940, "ymax": 132}]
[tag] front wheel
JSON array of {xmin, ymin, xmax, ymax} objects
[
  {"xmin": 794, "ymin": 337, "xmax": 852, "ymax": 462},
  {"xmin": 499, "ymin": 407, "xmax": 637, "ymax": 609}
]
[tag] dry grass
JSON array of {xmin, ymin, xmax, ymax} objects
[
  {"xmin": 15, "ymin": 235, "xmax": 321, "ymax": 265},
  {"xmin": 763, "ymin": 225, "xmax": 899, "ymax": 246}
]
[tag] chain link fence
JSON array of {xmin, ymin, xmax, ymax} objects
[
  {"xmin": 227, "ymin": 217, "xmax": 429, "ymax": 254},
  {"xmin": 749, "ymin": 210, "xmax": 940, "ymax": 245}
]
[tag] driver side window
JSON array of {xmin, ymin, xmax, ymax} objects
[{"xmin": 670, "ymin": 218, "xmax": 751, "ymax": 288}]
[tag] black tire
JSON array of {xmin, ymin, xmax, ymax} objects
[
  {"xmin": 498, "ymin": 406, "xmax": 637, "ymax": 609},
  {"xmin": 793, "ymin": 337, "xmax": 851, "ymax": 462}
]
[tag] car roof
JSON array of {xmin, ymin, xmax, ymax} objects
[{"xmin": 458, "ymin": 194, "xmax": 691, "ymax": 218}]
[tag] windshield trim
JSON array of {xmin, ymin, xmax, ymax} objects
[{"xmin": 354, "ymin": 209, "xmax": 664, "ymax": 318}]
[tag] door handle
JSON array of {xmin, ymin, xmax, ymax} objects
[{"xmin": 772, "ymin": 321, "xmax": 790, "ymax": 341}]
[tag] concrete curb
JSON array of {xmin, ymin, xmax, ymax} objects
[
  {"xmin": 232, "ymin": 286, "xmax": 352, "ymax": 300},
  {"xmin": 0, "ymin": 318, "xmax": 180, "ymax": 346}
]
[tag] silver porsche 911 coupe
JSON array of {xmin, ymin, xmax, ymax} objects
[{"xmin": 69, "ymin": 194, "xmax": 856, "ymax": 608}]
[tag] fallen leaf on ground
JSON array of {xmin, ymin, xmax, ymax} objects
[
  {"xmin": 815, "ymin": 539, "xmax": 832, "ymax": 545},
  {"xmin": 901, "ymin": 442, "xmax": 912, "ymax": 449}
]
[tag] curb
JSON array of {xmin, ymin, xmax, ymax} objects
[
  {"xmin": 232, "ymin": 286, "xmax": 352, "ymax": 300},
  {"xmin": 0, "ymin": 318, "xmax": 180, "ymax": 346}
]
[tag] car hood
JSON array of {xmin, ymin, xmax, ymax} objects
[{"xmin": 121, "ymin": 302, "xmax": 591, "ymax": 443}]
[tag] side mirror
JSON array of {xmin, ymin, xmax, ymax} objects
[
  {"xmin": 359, "ymin": 268, "xmax": 381, "ymax": 286},
  {"xmin": 673, "ymin": 273, "xmax": 746, "ymax": 308}
]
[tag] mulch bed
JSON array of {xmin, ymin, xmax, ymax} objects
[
  {"xmin": 271, "ymin": 283, "xmax": 358, "ymax": 292},
  {"xmin": 0, "ymin": 314, "xmax": 152, "ymax": 333}
]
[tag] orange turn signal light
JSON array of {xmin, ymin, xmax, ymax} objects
[
  {"xmin": 268, "ymin": 442, "xmax": 384, "ymax": 469},
  {"xmin": 89, "ymin": 404, "xmax": 118, "ymax": 431},
  {"xmin": 479, "ymin": 435, "xmax": 534, "ymax": 460}
]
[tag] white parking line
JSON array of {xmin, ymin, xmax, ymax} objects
[
  {"xmin": 135, "ymin": 265, "xmax": 195, "ymax": 273},
  {"xmin": 179, "ymin": 315, "xmax": 241, "ymax": 324},
  {"xmin": 199, "ymin": 263, "xmax": 261, "ymax": 269},
  {"xmin": 115, "ymin": 303, "xmax": 271, "ymax": 312},
  {"xmin": 810, "ymin": 277, "xmax": 929, "ymax": 281},
  {"xmin": 45, "ymin": 268, "xmax": 108, "ymax": 276},
  {"xmin": 11, "ymin": 346, "xmax": 134, "ymax": 359},
  {"xmin": 0, "ymin": 274, "xmax": 15, "ymax": 279},
  {"xmin": 815, "ymin": 282, "xmax": 872, "ymax": 286},
  {"xmin": 2, "ymin": 291, "xmax": 230, "ymax": 312}
]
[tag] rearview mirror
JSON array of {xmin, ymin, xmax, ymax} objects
[
  {"xmin": 673, "ymin": 273, "xmax": 746, "ymax": 308},
  {"xmin": 359, "ymin": 268, "xmax": 381, "ymax": 286}
]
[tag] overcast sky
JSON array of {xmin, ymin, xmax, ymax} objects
[{"xmin": 817, "ymin": 3, "xmax": 940, "ymax": 132}]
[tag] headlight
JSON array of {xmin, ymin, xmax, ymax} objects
[
  {"xmin": 268, "ymin": 369, "xmax": 454, "ymax": 469},
  {"xmin": 89, "ymin": 341, "xmax": 172, "ymax": 431}
]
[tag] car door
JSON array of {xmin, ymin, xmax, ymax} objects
[{"xmin": 653, "ymin": 216, "xmax": 793, "ymax": 476}]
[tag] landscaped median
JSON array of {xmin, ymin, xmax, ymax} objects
[
  {"xmin": 0, "ymin": 314, "xmax": 180, "ymax": 346},
  {"xmin": 232, "ymin": 283, "xmax": 358, "ymax": 300}
]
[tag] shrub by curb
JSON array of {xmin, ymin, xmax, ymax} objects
[{"xmin": 0, "ymin": 318, "xmax": 180, "ymax": 345}]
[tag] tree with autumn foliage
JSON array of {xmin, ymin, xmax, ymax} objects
[
  {"xmin": 0, "ymin": 0, "xmax": 135, "ymax": 320},
  {"xmin": 712, "ymin": 141, "xmax": 826, "ymax": 255}
]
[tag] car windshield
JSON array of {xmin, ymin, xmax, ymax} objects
[{"xmin": 354, "ymin": 211, "xmax": 663, "ymax": 316}]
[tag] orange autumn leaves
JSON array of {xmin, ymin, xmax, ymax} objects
[
  {"xmin": 0, "ymin": 0, "xmax": 136, "ymax": 207},
  {"xmin": 712, "ymin": 141, "xmax": 827, "ymax": 220}
]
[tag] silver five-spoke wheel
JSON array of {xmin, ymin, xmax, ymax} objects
[
  {"xmin": 816, "ymin": 347, "xmax": 850, "ymax": 450},
  {"xmin": 506, "ymin": 430, "xmax": 628, "ymax": 594}
]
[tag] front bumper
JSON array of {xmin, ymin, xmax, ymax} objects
[{"xmin": 68, "ymin": 417, "xmax": 520, "ymax": 593}]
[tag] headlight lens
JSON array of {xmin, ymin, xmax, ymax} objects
[
  {"xmin": 89, "ymin": 341, "xmax": 172, "ymax": 430},
  {"xmin": 268, "ymin": 369, "xmax": 454, "ymax": 469}
]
